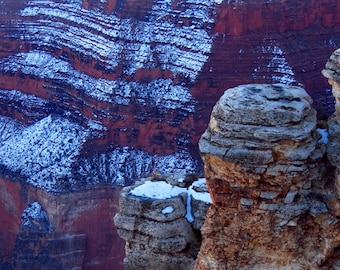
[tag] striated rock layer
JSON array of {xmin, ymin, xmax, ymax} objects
[
  {"xmin": 0, "ymin": 0, "xmax": 339, "ymax": 192},
  {"xmin": 197, "ymin": 84, "xmax": 340, "ymax": 269}
]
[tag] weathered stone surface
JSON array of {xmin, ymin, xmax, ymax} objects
[
  {"xmin": 322, "ymin": 48, "xmax": 340, "ymax": 82},
  {"xmin": 323, "ymin": 48, "xmax": 340, "ymax": 198},
  {"xmin": 114, "ymin": 175, "xmax": 211, "ymax": 270},
  {"xmin": 196, "ymin": 84, "xmax": 340, "ymax": 269},
  {"xmin": 124, "ymin": 250, "xmax": 196, "ymax": 270},
  {"xmin": 118, "ymin": 185, "xmax": 188, "ymax": 222}
]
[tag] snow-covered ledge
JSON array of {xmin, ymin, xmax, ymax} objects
[{"xmin": 114, "ymin": 174, "xmax": 212, "ymax": 270}]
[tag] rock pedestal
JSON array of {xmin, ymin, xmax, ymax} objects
[
  {"xmin": 196, "ymin": 84, "xmax": 340, "ymax": 269},
  {"xmin": 114, "ymin": 175, "xmax": 211, "ymax": 270}
]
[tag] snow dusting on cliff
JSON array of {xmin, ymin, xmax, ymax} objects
[
  {"xmin": 75, "ymin": 148, "xmax": 199, "ymax": 188},
  {"xmin": 0, "ymin": 51, "xmax": 195, "ymax": 111},
  {"xmin": 252, "ymin": 39, "xmax": 300, "ymax": 85},
  {"xmin": 0, "ymin": 0, "xmax": 223, "ymax": 192},
  {"xmin": 0, "ymin": 114, "xmax": 199, "ymax": 192},
  {"xmin": 0, "ymin": 115, "xmax": 88, "ymax": 191}
]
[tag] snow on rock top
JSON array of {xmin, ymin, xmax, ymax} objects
[
  {"xmin": 130, "ymin": 177, "xmax": 211, "ymax": 222},
  {"xmin": 189, "ymin": 178, "xmax": 212, "ymax": 204},
  {"xmin": 130, "ymin": 180, "xmax": 186, "ymax": 199}
]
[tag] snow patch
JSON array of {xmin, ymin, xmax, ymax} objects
[
  {"xmin": 130, "ymin": 177, "xmax": 211, "ymax": 222},
  {"xmin": 161, "ymin": 206, "xmax": 174, "ymax": 214},
  {"xmin": 131, "ymin": 180, "xmax": 186, "ymax": 199}
]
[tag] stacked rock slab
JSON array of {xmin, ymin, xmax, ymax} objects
[
  {"xmin": 114, "ymin": 175, "xmax": 211, "ymax": 270},
  {"xmin": 196, "ymin": 84, "xmax": 340, "ymax": 269}
]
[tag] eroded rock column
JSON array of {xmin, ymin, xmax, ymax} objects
[
  {"xmin": 114, "ymin": 174, "xmax": 212, "ymax": 270},
  {"xmin": 197, "ymin": 84, "xmax": 340, "ymax": 269},
  {"xmin": 323, "ymin": 48, "xmax": 340, "ymax": 197}
]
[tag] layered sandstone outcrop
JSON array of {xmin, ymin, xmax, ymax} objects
[
  {"xmin": 114, "ymin": 174, "xmax": 211, "ymax": 270},
  {"xmin": 196, "ymin": 84, "xmax": 340, "ymax": 269}
]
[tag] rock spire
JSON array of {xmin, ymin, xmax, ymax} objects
[{"xmin": 196, "ymin": 84, "xmax": 340, "ymax": 269}]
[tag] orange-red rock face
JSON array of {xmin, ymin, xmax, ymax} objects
[{"xmin": 0, "ymin": 177, "xmax": 125, "ymax": 269}]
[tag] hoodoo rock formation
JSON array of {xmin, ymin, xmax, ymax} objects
[
  {"xmin": 196, "ymin": 84, "xmax": 340, "ymax": 269},
  {"xmin": 114, "ymin": 174, "xmax": 211, "ymax": 270}
]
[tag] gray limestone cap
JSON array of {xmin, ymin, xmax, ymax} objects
[
  {"xmin": 199, "ymin": 84, "xmax": 317, "ymax": 167},
  {"xmin": 322, "ymin": 48, "xmax": 340, "ymax": 81}
]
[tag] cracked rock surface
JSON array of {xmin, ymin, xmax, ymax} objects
[{"xmin": 196, "ymin": 84, "xmax": 340, "ymax": 270}]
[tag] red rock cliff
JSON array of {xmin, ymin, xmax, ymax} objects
[{"xmin": 0, "ymin": 177, "xmax": 125, "ymax": 269}]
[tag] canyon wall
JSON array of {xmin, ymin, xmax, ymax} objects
[
  {"xmin": 0, "ymin": 177, "xmax": 124, "ymax": 269},
  {"xmin": 0, "ymin": 0, "xmax": 340, "ymax": 268}
]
